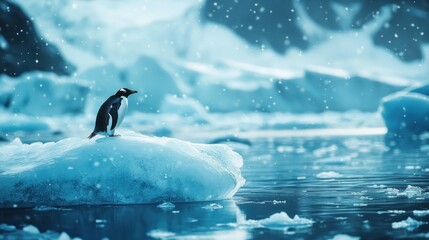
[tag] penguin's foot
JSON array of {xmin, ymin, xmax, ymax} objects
[{"xmin": 109, "ymin": 134, "xmax": 121, "ymax": 137}]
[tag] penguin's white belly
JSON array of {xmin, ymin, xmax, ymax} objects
[
  {"xmin": 116, "ymin": 97, "xmax": 128, "ymax": 129},
  {"xmin": 105, "ymin": 97, "xmax": 128, "ymax": 136}
]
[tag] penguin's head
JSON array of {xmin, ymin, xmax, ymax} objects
[{"xmin": 115, "ymin": 88, "xmax": 138, "ymax": 97}]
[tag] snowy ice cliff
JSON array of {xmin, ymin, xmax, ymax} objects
[{"xmin": 0, "ymin": 131, "xmax": 245, "ymax": 207}]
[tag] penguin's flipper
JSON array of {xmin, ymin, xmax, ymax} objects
[
  {"xmin": 88, "ymin": 132, "xmax": 97, "ymax": 139},
  {"xmin": 109, "ymin": 100, "xmax": 122, "ymax": 130}
]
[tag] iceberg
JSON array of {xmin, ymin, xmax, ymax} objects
[
  {"xmin": 0, "ymin": 73, "xmax": 89, "ymax": 116},
  {"xmin": 0, "ymin": 131, "xmax": 245, "ymax": 207},
  {"xmin": 381, "ymin": 84, "xmax": 429, "ymax": 135}
]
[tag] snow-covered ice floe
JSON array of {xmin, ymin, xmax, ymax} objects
[
  {"xmin": 0, "ymin": 131, "xmax": 245, "ymax": 207},
  {"xmin": 238, "ymin": 211, "xmax": 314, "ymax": 230},
  {"xmin": 391, "ymin": 217, "xmax": 427, "ymax": 231}
]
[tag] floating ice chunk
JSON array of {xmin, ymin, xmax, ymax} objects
[
  {"xmin": 377, "ymin": 210, "xmax": 406, "ymax": 215},
  {"xmin": 243, "ymin": 212, "xmax": 314, "ymax": 230},
  {"xmin": 157, "ymin": 202, "xmax": 176, "ymax": 210},
  {"xmin": 404, "ymin": 165, "xmax": 421, "ymax": 170},
  {"xmin": 33, "ymin": 206, "xmax": 71, "ymax": 211},
  {"xmin": 147, "ymin": 229, "xmax": 176, "ymax": 239},
  {"xmin": 368, "ymin": 184, "xmax": 387, "ymax": 188},
  {"xmin": 413, "ymin": 210, "xmax": 429, "ymax": 217},
  {"xmin": 386, "ymin": 188, "xmax": 400, "ymax": 194},
  {"xmin": 398, "ymin": 185, "xmax": 423, "ymax": 198},
  {"xmin": 313, "ymin": 145, "xmax": 338, "ymax": 157},
  {"xmin": 0, "ymin": 223, "xmax": 16, "ymax": 231},
  {"xmin": 316, "ymin": 171, "xmax": 342, "ymax": 179},
  {"xmin": 0, "ymin": 223, "xmax": 80, "ymax": 240},
  {"xmin": 353, "ymin": 203, "xmax": 368, "ymax": 207},
  {"xmin": 381, "ymin": 185, "xmax": 427, "ymax": 199},
  {"xmin": 0, "ymin": 131, "xmax": 245, "ymax": 207},
  {"xmin": 330, "ymin": 234, "xmax": 360, "ymax": 240},
  {"xmin": 23, "ymin": 225, "xmax": 40, "ymax": 234},
  {"xmin": 202, "ymin": 203, "xmax": 223, "ymax": 210},
  {"xmin": 392, "ymin": 217, "xmax": 426, "ymax": 231}
]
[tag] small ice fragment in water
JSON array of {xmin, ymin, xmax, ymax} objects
[
  {"xmin": 330, "ymin": 234, "xmax": 360, "ymax": 240},
  {"xmin": 398, "ymin": 185, "xmax": 423, "ymax": 198},
  {"xmin": 33, "ymin": 206, "xmax": 70, "ymax": 211},
  {"xmin": 273, "ymin": 200, "xmax": 287, "ymax": 204},
  {"xmin": 147, "ymin": 229, "xmax": 175, "ymax": 239},
  {"xmin": 95, "ymin": 219, "xmax": 107, "ymax": 223},
  {"xmin": 385, "ymin": 188, "xmax": 400, "ymax": 195},
  {"xmin": 316, "ymin": 171, "xmax": 342, "ymax": 179},
  {"xmin": 377, "ymin": 210, "xmax": 405, "ymax": 215},
  {"xmin": 0, "ymin": 223, "xmax": 16, "ymax": 231},
  {"xmin": 353, "ymin": 203, "xmax": 368, "ymax": 207},
  {"xmin": 157, "ymin": 202, "xmax": 176, "ymax": 210},
  {"xmin": 202, "ymin": 203, "xmax": 223, "ymax": 210},
  {"xmin": 23, "ymin": 225, "xmax": 40, "ymax": 234},
  {"xmin": 244, "ymin": 211, "xmax": 314, "ymax": 230},
  {"xmin": 392, "ymin": 217, "xmax": 426, "ymax": 231},
  {"xmin": 313, "ymin": 145, "xmax": 337, "ymax": 157},
  {"xmin": 413, "ymin": 210, "xmax": 429, "ymax": 217},
  {"xmin": 368, "ymin": 184, "xmax": 387, "ymax": 188},
  {"xmin": 405, "ymin": 165, "xmax": 421, "ymax": 170}
]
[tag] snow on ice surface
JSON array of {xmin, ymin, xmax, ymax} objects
[
  {"xmin": 0, "ymin": 131, "xmax": 245, "ymax": 207},
  {"xmin": 392, "ymin": 217, "xmax": 427, "ymax": 231}
]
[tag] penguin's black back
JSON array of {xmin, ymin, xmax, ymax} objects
[{"xmin": 93, "ymin": 96, "xmax": 122, "ymax": 133}]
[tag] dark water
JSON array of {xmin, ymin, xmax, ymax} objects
[{"xmin": 1, "ymin": 134, "xmax": 429, "ymax": 239}]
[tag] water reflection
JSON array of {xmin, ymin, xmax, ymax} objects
[{"xmin": 0, "ymin": 200, "xmax": 246, "ymax": 239}]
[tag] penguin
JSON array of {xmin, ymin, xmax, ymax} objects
[{"xmin": 88, "ymin": 88, "xmax": 138, "ymax": 139}]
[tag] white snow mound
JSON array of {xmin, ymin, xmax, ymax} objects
[
  {"xmin": 243, "ymin": 211, "xmax": 314, "ymax": 230},
  {"xmin": 0, "ymin": 131, "xmax": 245, "ymax": 207}
]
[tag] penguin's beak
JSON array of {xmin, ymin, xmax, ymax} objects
[{"xmin": 130, "ymin": 90, "xmax": 138, "ymax": 94}]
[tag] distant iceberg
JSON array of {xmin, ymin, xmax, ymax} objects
[
  {"xmin": 0, "ymin": 131, "xmax": 245, "ymax": 207},
  {"xmin": 381, "ymin": 83, "xmax": 429, "ymax": 135}
]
